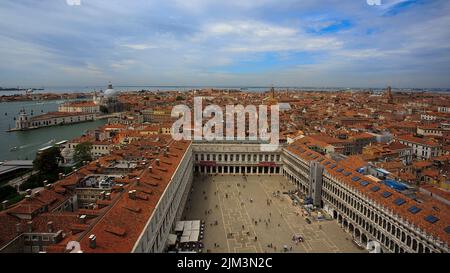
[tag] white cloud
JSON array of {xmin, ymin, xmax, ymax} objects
[
  {"xmin": 121, "ymin": 44, "xmax": 158, "ymax": 50},
  {"xmin": 197, "ymin": 20, "xmax": 343, "ymax": 53},
  {"xmin": 61, "ymin": 63, "xmax": 106, "ymax": 78},
  {"xmin": 204, "ymin": 21, "xmax": 296, "ymax": 37},
  {"xmin": 110, "ymin": 59, "xmax": 137, "ymax": 69}
]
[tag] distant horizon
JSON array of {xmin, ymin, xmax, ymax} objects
[{"xmin": 1, "ymin": 84, "xmax": 450, "ymax": 91}]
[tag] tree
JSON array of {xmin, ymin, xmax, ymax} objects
[
  {"xmin": 73, "ymin": 142, "xmax": 93, "ymax": 167},
  {"xmin": 176, "ymin": 95, "xmax": 184, "ymax": 101},
  {"xmin": 0, "ymin": 185, "xmax": 17, "ymax": 202},
  {"xmin": 100, "ymin": 105, "xmax": 109, "ymax": 114},
  {"xmin": 33, "ymin": 147, "xmax": 62, "ymax": 175}
]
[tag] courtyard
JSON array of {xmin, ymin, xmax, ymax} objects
[{"xmin": 182, "ymin": 174, "xmax": 366, "ymax": 253}]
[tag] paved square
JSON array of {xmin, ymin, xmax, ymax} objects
[{"xmin": 182, "ymin": 174, "xmax": 366, "ymax": 253}]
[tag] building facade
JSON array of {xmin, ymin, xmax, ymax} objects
[
  {"xmin": 58, "ymin": 101, "xmax": 100, "ymax": 113},
  {"xmin": 14, "ymin": 110, "xmax": 95, "ymax": 131},
  {"xmin": 282, "ymin": 142, "xmax": 449, "ymax": 253}
]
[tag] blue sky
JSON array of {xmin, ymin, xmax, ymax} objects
[{"xmin": 0, "ymin": 0, "xmax": 449, "ymax": 88}]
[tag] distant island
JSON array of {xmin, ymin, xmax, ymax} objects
[{"xmin": 0, "ymin": 87, "xmax": 44, "ymax": 91}]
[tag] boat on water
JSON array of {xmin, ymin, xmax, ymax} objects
[{"xmin": 10, "ymin": 146, "xmax": 18, "ymax": 151}]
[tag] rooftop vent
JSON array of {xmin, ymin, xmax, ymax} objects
[
  {"xmin": 1, "ymin": 200, "xmax": 8, "ymax": 210},
  {"xmin": 47, "ymin": 221, "xmax": 54, "ymax": 233},
  {"xmin": 128, "ymin": 190, "xmax": 137, "ymax": 200},
  {"xmin": 89, "ymin": 234, "xmax": 96, "ymax": 249},
  {"xmin": 27, "ymin": 221, "xmax": 33, "ymax": 233}
]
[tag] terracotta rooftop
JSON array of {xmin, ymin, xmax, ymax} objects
[{"xmin": 76, "ymin": 139, "xmax": 191, "ymax": 253}]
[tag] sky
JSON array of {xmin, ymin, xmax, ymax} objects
[{"xmin": 0, "ymin": 0, "xmax": 449, "ymax": 88}]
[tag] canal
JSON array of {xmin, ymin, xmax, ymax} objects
[{"xmin": 0, "ymin": 100, "xmax": 107, "ymax": 161}]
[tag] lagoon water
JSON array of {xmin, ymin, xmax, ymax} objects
[{"xmin": 0, "ymin": 100, "xmax": 106, "ymax": 161}]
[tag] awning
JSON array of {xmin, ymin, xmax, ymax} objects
[
  {"xmin": 182, "ymin": 229, "xmax": 191, "ymax": 238},
  {"xmin": 175, "ymin": 221, "xmax": 184, "ymax": 232},
  {"xmin": 189, "ymin": 230, "xmax": 200, "ymax": 242},
  {"xmin": 180, "ymin": 235, "xmax": 190, "ymax": 243},
  {"xmin": 192, "ymin": 220, "xmax": 200, "ymax": 231},
  {"xmin": 184, "ymin": 221, "xmax": 193, "ymax": 231},
  {"xmin": 167, "ymin": 234, "xmax": 177, "ymax": 246}
]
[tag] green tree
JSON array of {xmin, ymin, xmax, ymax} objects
[
  {"xmin": 100, "ymin": 105, "xmax": 109, "ymax": 114},
  {"xmin": 176, "ymin": 95, "xmax": 184, "ymax": 101},
  {"xmin": 33, "ymin": 147, "xmax": 62, "ymax": 174},
  {"xmin": 0, "ymin": 185, "xmax": 18, "ymax": 202},
  {"xmin": 73, "ymin": 142, "xmax": 93, "ymax": 167}
]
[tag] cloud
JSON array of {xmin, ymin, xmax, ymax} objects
[
  {"xmin": 196, "ymin": 20, "xmax": 343, "ymax": 53},
  {"xmin": 121, "ymin": 44, "xmax": 158, "ymax": 50},
  {"xmin": 0, "ymin": 0, "xmax": 448, "ymax": 88}
]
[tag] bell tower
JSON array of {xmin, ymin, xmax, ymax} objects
[{"xmin": 386, "ymin": 86, "xmax": 394, "ymax": 104}]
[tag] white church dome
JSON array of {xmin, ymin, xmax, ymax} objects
[{"xmin": 104, "ymin": 82, "xmax": 119, "ymax": 98}]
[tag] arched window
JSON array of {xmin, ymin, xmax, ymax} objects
[{"xmin": 418, "ymin": 243, "xmax": 424, "ymax": 253}]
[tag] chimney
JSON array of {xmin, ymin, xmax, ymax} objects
[
  {"xmin": 26, "ymin": 189, "xmax": 32, "ymax": 195},
  {"xmin": 156, "ymin": 159, "xmax": 160, "ymax": 166},
  {"xmin": 53, "ymin": 230, "xmax": 63, "ymax": 243},
  {"xmin": 136, "ymin": 177, "xmax": 140, "ymax": 186},
  {"xmin": 79, "ymin": 214, "xmax": 87, "ymax": 224},
  {"xmin": 47, "ymin": 221, "xmax": 54, "ymax": 233},
  {"xmin": 166, "ymin": 146, "xmax": 170, "ymax": 152},
  {"xmin": 100, "ymin": 191, "xmax": 106, "ymax": 200},
  {"xmin": 89, "ymin": 234, "xmax": 96, "ymax": 249},
  {"xmin": 128, "ymin": 190, "xmax": 136, "ymax": 200},
  {"xmin": 105, "ymin": 192, "xmax": 111, "ymax": 200},
  {"xmin": 34, "ymin": 190, "xmax": 41, "ymax": 197},
  {"xmin": 164, "ymin": 150, "xmax": 168, "ymax": 157},
  {"xmin": 27, "ymin": 221, "xmax": 33, "ymax": 233},
  {"xmin": 59, "ymin": 172, "xmax": 64, "ymax": 179},
  {"xmin": 25, "ymin": 195, "xmax": 32, "ymax": 201},
  {"xmin": 149, "ymin": 166, "xmax": 153, "ymax": 173},
  {"xmin": 1, "ymin": 200, "xmax": 8, "ymax": 210}
]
